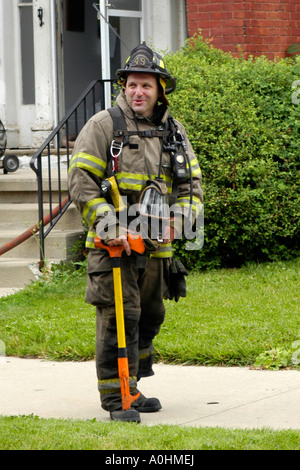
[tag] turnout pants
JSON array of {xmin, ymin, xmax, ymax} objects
[{"xmin": 86, "ymin": 249, "xmax": 166, "ymax": 412}]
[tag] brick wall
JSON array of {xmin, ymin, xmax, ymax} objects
[{"xmin": 186, "ymin": 0, "xmax": 300, "ymax": 59}]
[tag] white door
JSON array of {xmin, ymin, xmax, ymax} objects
[{"xmin": 98, "ymin": 0, "xmax": 146, "ymax": 108}]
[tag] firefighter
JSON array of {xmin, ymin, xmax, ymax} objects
[{"xmin": 68, "ymin": 44, "xmax": 203, "ymax": 423}]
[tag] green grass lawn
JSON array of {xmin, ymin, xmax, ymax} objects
[
  {"xmin": 1, "ymin": 258, "xmax": 299, "ymax": 367},
  {"xmin": 0, "ymin": 414, "xmax": 299, "ymax": 450},
  {"xmin": 0, "ymin": 258, "xmax": 299, "ymax": 450},
  {"xmin": 159, "ymin": 258, "xmax": 300, "ymax": 368}
]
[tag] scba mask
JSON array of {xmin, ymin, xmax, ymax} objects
[{"xmin": 137, "ymin": 178, "xmax": 170, "ymax": 248}]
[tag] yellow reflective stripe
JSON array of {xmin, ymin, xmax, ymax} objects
[
  {"xmin": 159, "ymin": 174, "xmax": 172, "ymax": 192},
  {"xmin": 69, "ymin": 152, "xmax": 106, "ymax": 178},
  {"xmin": 86, "ymin": 230, "xmax": 97, "ymax": 249},
  {"xmin": 98, "ymin": 376, "xmax": 137, "ymax": 393},
  {"xmin": 116, "ymin": 172, "xmax": 172, "ymax": 192},
  {"xmin": 190, "ymin": 157, "xmax": 198, "ymax": 167},
  {"xmin": 192, "ymin": 167, "xmax": 201, "ymax": 177},
  {"xmin": 151, "ymin": 252, "xmax": 173, "ymax": 258},
  {"xmin": 83, "ymin": 198, "xmax": 112, "ymax": 226},
  {"xmin": 115, "ymin": 172, "xmax": 146, "ymax": 191},
  {"xmin": 139, "ymin": 344, "xmax": 155, "ymax": 360},
  {"xmin": 151, "ymin": 243, "xmax": 172, "ymax": 258},
  {"xmin": 177, "ymin": 195, "xmax": 202, "ymax": 205},
  {"xmin": 175, "ymin": 196, "xmax": 202, "ymax": 216},
  {"xmin": 189, "ymin": 158, "xmax": 201, "ymax": 177}
]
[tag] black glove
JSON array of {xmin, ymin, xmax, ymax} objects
[{"xmin": 163, "ymin": 258, "xmax": 189, "ymax": 302}]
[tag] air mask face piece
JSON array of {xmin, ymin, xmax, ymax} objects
[{"xmin": 138, "ymin": 178, "xmax": 170, "ymax": 244}]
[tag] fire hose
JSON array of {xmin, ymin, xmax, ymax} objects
[{"xmin": 0, "ymin": 196, "xmax": 70, "ymax": 256}]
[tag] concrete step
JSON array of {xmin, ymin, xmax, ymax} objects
[
  {"xmin": 0, "ymin": 229, "xmax": 85, "ymax": 260},
  {"xmin": 0, "ymin": 168, "xmax": 69, "ymax": 203},
  {"xmin": 0, "ymin": 203, "xmax": 83, "ymax": 231},
  {"xmin": 0, "ymin": 258, "xmax": 62, "ymax": 288},
  {"xmin": 0, "ymin": 191, "xmax": 69, "ymax": 204},
  {"xmin": 0, "ymin": 157, "xmax": 85, "ymax": 290},
  {"xmin": 0, "ymin": 258, "xmax": 41, "ymax": 287}
]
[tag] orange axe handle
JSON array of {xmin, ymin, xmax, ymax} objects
[{"xmin": 94, "ymin": 232, "xmax": 145, "ymax": 256}]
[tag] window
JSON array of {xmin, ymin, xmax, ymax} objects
[
  {"xmin": 66, "ymin": 0, "xmax": 85, "ymax": 32},
  {"xmin": 18, "ymin": 1, "xmax": 35, "ymax": 105},
  {"xmin": 109, "ymin": 1, "xmax": 141, "ymax": 11}
]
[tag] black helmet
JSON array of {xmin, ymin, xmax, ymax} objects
[{"xmin": 116, "ymin": 43, "xmax": 176, "ymax": 105}]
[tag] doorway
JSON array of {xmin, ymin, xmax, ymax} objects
[
  {"xmin": 57, "ymin": 0, "xmax": 145, "ymax": 117},
  {"xmin": 97, "ymin": 0, "xmax": 144, "ymax": 107},
  {"xmin": 106, "ymin": 0, "xmax": 143, "ymax": 78},
  {"xmin": 62, "ymin": 0, "xmax": 100, "ymax": 115}
]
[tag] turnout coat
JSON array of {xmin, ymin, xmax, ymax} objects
[{"xmin": 68, "ymin": 90, "xmax": 203, "ymax": 261}]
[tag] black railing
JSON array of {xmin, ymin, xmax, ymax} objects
[{"xmin": 30, "ymin": 79, "xmax": 114, "ymax": 268}]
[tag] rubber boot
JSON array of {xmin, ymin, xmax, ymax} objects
[
  {"xmin": 110, "ymin": 409, "xmax": 141, "ymax": 423},
  {"xmin": 133, "ymin": 392, "xmax": 162, "ymax": 413}
]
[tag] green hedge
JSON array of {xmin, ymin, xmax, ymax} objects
[{"xmin": 166, "ymin": 34, "xmax": 300, "ymax": 270}]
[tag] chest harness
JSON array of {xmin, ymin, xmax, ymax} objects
[
  {"xmin": 101, "ymin": 105, "xmax": 193, "ymax": 243},
  {"xmin": 107, "ymin": 106, "xmax": 192, "ymax": 185}
]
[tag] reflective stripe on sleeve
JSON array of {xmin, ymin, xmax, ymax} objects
[
  {"xmin": 68, "ymin": 152, "xmax": 107, "ymax": 178},
  {"xmin": 83, "ymin": 198, "xmax": 113, "ymax": 227},
  {"xmin": 189, "ymin": 157, "xmax": 201, "ymax": 178},
  {"xmin": 175, "ymin": 195, "xmax": 202, "ymax": 217},
  {"xmin": 86, "ymin": 230, "xmax": 97, "ymax": 249}
]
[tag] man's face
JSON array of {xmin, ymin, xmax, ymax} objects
[{"xmin": 124, "ymin": 73, "xmax": 159, "ymax": 117}]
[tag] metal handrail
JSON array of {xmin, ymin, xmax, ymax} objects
[{"xmin": 30, "ymin": 79, "xmax": 114, "ymax": 267}]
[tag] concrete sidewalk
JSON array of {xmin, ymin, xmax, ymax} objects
[
  {"xmin": 1, "ymin": 357, "xmax": 299, "ymax": 430},
  {"xmin": 0, "ymin": 288, "xmax": 22, "ymax": 297}
]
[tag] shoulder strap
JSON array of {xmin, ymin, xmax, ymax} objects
[
  {"xmin": 106, "ymin": 105, "xmax": 128, "ymax": 173},
  {"xmin": 108, "ymin": 105, "xmax": 127, "ymax": 133},
  {"xmin": 107, "ymin": 105, "xmax": 129, "ymax": 145}
]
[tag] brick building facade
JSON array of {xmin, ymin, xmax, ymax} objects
[{"xmin": 186, "ymin": 0, "xmax": 300, "ymax": 59}]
